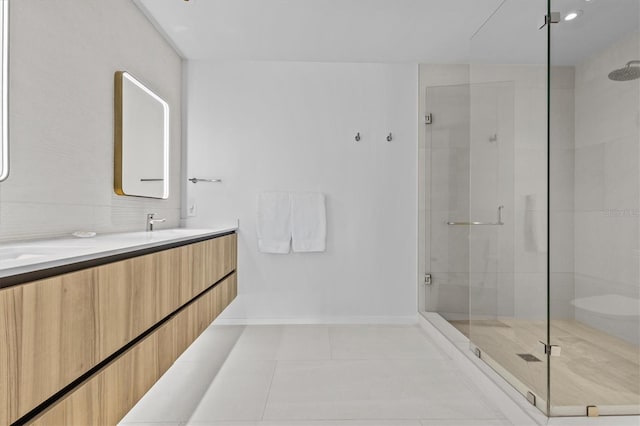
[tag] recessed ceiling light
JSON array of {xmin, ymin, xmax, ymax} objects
[{"xmin": 564, "ymin": 10, "xmax": 583, "ymax": 21}]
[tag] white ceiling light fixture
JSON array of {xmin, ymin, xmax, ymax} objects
[{"xmin": 564, "ymin": 10, "xmax": 583, "ymax": 21}]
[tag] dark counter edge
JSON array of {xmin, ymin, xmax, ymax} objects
[{"xmin": 0, "ymin": 230, "xmax": 236, "ymax": 290}]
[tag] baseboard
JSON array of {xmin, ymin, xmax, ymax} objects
[{"xmin": 213, "ymin": 314, "xmax": 419, "ymax": 325}]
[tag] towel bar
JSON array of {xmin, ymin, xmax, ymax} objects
[{"xmin": 188, "ymin": 178, "xmax": 222, "ymax": 184}]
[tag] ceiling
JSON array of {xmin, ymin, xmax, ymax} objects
[{"xmin": 135, "ymin": 0, "xmax": 639, "ymax": 65}]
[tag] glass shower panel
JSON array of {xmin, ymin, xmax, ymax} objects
[
  {"xmin": 425, "ymin": 84, "xmax": 470, "ymax": 319},
  {"xmin": 549, "ymin": 0, "xmax": 640, "ymax": 416},
  {"xmin": 468, "ymin": 0, "xmax": 550, "ymax": 414}
]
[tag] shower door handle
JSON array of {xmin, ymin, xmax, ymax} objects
[{"xmin": 447, "ymin": 205, "xmax": 504, "ymax": 226}]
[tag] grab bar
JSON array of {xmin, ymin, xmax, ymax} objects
[
  {"xmin": 188, "ymin": 178, "xmax": 222, "ymax": 184},
  {"xmin": 447, "ymin": 205, "xmax": 504, "ymax": 226}
]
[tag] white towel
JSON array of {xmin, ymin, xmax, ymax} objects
[
  {"xmin": 257, "ymin": 192, "xmax": 291, "ymax": 254},
  {"xmin": 291, "ymin": 192, "xmax": 326, "ymax": 252}
]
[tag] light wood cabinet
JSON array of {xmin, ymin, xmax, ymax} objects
[
  {"xmin": 30, "ymin": 274, "xmax": 237, "ymax": 426},
  {"xmin": 0, "ymin": 232, "xmax": 237, "ymax": 426}
]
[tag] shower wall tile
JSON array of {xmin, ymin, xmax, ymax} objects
[
  {"xmin": 550, "ymin": 211, "xmax": 574, "ymax": 273},
  {"xmin": 574, "ymin": 75, "xmax": 639, "ymax": 149},
  {"xmin": 496, "ymin": 201, "xmax": 516, "ymax": 274},
  {"xmin": 430, "ymin": 210, "xmax": 469, "ymax": 274},
  {"xmin": 469, "ymin": 272, "xmax": 498, "ymax": 318},
  {"xmin": 549, "ymin": 272, "xmax": 575, "ymax": 320},
  {"xmin": 431, "ymin": 272, "xmax": 470, "ymax": 319},
  {"xmin": 604, "ymin": 137, "xmax": 639, "ymax": 211},
  {"xmin": 574, "ymin": 31, "xmax": 640, "ymax": 341},
  {"xmin": 550, "ymin": 148, "xmax": 575, "ymax": 212},
  {"xmin": 496, "ymin": 273, "xmax": 515, "ymax": 318},
  {"xmin": 468, "ymin": 226, "xmax": 498, "ymax": 274},
  {"xmin": 513, "ymin": 88, "xmax": 547, "ymax": 150},
  {"xmin": 514, "ymin": 148, "xmax": 547, "ymax": 211},
  {"xmin": 574, "ymin": 32, "xmax": 640, "ymax": 86},
  {"xmin": 575, "ymin": 209, "xmax": 640, "ymax": 290},
  {"xmin": 550, "ymin": 88, "xmax": 576, "ymax": 151},
  {"xmin": 471, "ymin": 65, "xmax": 546, "ymax": 90},
  {"xmin": 420, "ymin": 64, "xmax": 470, "ymax": 89},
  {"xmin": 574, "ymin": 212, "xmax": 606, "ymax": 280},
  {"xmin": 550, "ymin": 66, "xmax": 576, "ymax": 90},
  {"xmin": 513, "ymin": 273, "xmax": 547, "ymax": 320},
  {"xmin": 513, "ymin": 208, "xmax": 547, "ymax": 274},
  {"xmin": 430, "ymin": 148, "xmax": 470, "ymax": 213},
  {"xmin": 574, "ymin": 145, "xmax": 605, "ymax": 211}
]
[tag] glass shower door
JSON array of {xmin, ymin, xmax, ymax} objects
[
  {"xmin": 424, "ymin": 84, "xmax": 471, "ymax": 321},
  {"xmin": 467, "ymin": 0, "xmax": 551, "ymax": 414},
  {"xmin": 424, "ymin": 0, "xmax": 640, "ymax": 417},
  {"xmin": 548, "ymin": 0, "xmax": 640, "ymax": 416}
]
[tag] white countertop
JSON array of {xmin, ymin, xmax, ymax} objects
[{"xmin": 0, "ymin": 226, "xmax": 237, "ymax": 281}]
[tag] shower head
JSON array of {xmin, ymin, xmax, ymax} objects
[{"xmin": 608, "ymin": 60, "xmax": 640, "ymax": 81}]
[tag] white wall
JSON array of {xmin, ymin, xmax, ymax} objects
[
  {"xmin": 0, "ymin": 0, "xmax": 182, "ymax": 242},
  {"xmin": 185, "ymin": 61, "xmax": 418, "ymax": 322}
]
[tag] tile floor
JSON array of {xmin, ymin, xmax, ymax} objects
[{"xmin": 120, "ymin": 323, "xmax": 522, "ymax": 426}]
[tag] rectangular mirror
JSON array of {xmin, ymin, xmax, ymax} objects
[
  {"xmin": 114, "ymin": 71, "xmax": 169, "ymax": 199},
  {"xmin": 0, "ymin": 0, "xmax": 8, "ymax": 182}
]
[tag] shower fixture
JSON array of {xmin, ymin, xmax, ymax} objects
[{"xmin": 608, "ymin": 60, "xmax": 640, "ymax": 81}]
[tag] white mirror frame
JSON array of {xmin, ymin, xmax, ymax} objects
[
  {"xmin": 114, "ymin": 71, "xmax": 170, "ymax": 199},
  {"xmin": 0, "ymin": 0, "xmax": 9, "ymax": 182}
]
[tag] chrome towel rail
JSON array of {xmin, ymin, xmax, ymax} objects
[
  {"xmin": 447, "ymin": 205, "xmax": 504, "ymax": 226},
  {"xmin": 188, "ymin": 178, "xmax": 222, "ymax": 184}
]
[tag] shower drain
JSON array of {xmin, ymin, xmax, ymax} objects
[{"xmin": 517, "ymin": 353, "xmax": 542, "ymax": 362}]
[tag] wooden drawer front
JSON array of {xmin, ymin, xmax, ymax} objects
[
  {"xmin": 30, "ymin": 273, "xmax": 237, "ymax": 426},
  {"xmin": 191, "ymin": 234, "xmax": 237, "ymax": 295},
  {"xmin": 0, "ymin": 234, "xmax": 236, "ymax": 425},
  {"xmin": 0, "ymin": 285, "xmax": 22, "ymax": 426},
  {"xmin": 16, "ymin": 269, "xmax": 98, "ymax": 421}
]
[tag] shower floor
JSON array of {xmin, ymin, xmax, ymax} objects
[{"xmin": 449, "ymin": 319, "xmax": 640, "ymax": 411}]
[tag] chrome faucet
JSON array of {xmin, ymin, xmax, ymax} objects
[{"xmin": 146, "ymin": 213, "xmax": 166, "ymax": 231}]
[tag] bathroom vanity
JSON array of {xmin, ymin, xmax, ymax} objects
[{"xmin": 0, "ymin": 228, "xmax": 237, "ymax": 425}]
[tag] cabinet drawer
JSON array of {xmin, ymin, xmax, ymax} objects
[{"xmin": 30, "ymin": 273, "xmax": 237, "ymax": 426}]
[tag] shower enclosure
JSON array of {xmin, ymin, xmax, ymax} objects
[{"xmin": 420, "ymin": 0, "xmax": 640, "ymax": 417}]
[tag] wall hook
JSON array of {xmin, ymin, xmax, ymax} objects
[
  {"xmin": 355, "ymin": 132, "xmax": 361, "ymax": 142},
  {"xmin": 386, "ymin": 133, "xmax": 393, "ymax": 142}
]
